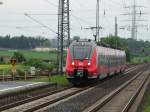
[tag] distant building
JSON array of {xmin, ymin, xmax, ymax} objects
[{"xmin": 34, "ymin": 47, "xmax": 57, "ymax": 52}]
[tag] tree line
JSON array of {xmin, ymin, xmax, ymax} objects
[
  {"xmin": 0, "ymin": 35, "xmax": 50, "ymax": 50},
  {"xmin": 0, "ymin": 35, "xmax": 150, "ymax": 59},
  {"xmin": 100, "ymin": 36, "xmax": 150, "ymax": 61}
]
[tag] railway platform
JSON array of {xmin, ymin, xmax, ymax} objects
[{"xmin": 0, "ymin": 81, "xmax": 55, "ymax": 96}]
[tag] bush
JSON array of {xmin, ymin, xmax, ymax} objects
[
  {"xmin": 17, "ymin": 69, "xmax": 25, "ymax": 76},
  {"xmin": 25, "ymin": 58, "xmax": 54, "ymax": 71},
  {"xmin": 13, "ymin": 52, "xmax": 26, "ymax": 63}
]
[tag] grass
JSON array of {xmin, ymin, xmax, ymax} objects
[
  {"xmin": 49, "ymin": 75, "xmax": 69, "ymax": 86},
  {"xmin": 0, "ymin": 51, "xmax": 13, "ymax": 57},
  {"xmin": 0, "ymin": 64, "xmax": 30, "ymax": 75},
  {"xmin": 0, "ymin": 64, "xmax": 11, "ymax": 70},
  {"xmin": 0, "ymin": 64, "xmax": 30, "ymax": 71},
  {"xmin": 0, "ymin": 50, "xmax": 57, "ymax": 61},
  {"xmin": 22, "ymin": 51, "xmax": 57, "ymax": 60},
  {"xmin": 0, "ymin": 64, "xmax": 11, "ymax": 75},
  {"xmin": 131, "ymin": 56, "xmax": 150, "ymax": 64},
  {"xmin": 144, "ymin": 96, "xmax": 150, "ymax": 112},
  {"xmin": 25, "ymin": 75, "xmax": 69, "ymax": 86}
]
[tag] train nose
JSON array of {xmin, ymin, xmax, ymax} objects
[
  {"xmin": 75, "ymin": 60, "xmax": 90, "ymax": 67},
  {"xmin": 74, "ymin": 69, "xmax": 88, "ymax": 78},
  {"xmin": 78, "ymin": 62, "xmax": 83, "ymax": 66}
]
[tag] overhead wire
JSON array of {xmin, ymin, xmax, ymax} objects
[
  {"xmin": 42, "ymin": 0, "xmax": 94, "ymax": 31},
  {"xmin": 72, "ymin": 0, "xmax": 89, "ymax": 9},
  {"xmin": 71, "ymin": 0, "xmax": 97, "ymax": 37},
  {"xmin": 15, "ymin": 28, "xmax": 52, "ymax": 40},
  {"xmin": 24, "ymin": 13, "xmax": 57, "ymax": 16},
  {"xmin": 15, "ymin": 25, "xmax": 45, "ymax": 29},
  {"xmin": 71, "ymin": 13, "xmax": 92, "ymax": 27},
  {"xmin": 42, "ymin": 0, "xmax": 93, "ymax": 35},
  {"xmin": 42, "ymin": 0, "xmax": 139, "ymax": 39},
  {"xmin": 24, "ymin": 13, "xmax": 57, "ymax": 34},
  {"xmin": 107, "ymin": 0, "xmax": 124, "ymax": 7},
  {"xmin": 19, "ymin": 0, "xmax": 59, "ymax": 35},
  {"xmin": 122, "ymin": 0, "xmax": 126, "ymax": 7},
  {"xmin": 43, "ymin": 0, "xmax": 58, "ymax": 8}
]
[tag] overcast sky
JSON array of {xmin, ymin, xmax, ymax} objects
[{"xmin": 0, "ymin": 0, "xmax": 149, "ymax": 41}]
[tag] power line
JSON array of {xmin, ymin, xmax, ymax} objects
[
  {"xmin": 71, "ymin": 13, "xmax": 92, "ymax": 26},
  {"xmin": 104, "ymin": 0, "xmax": 124, "ymax": 8},
  {"xmin": 71, "ymin": 15, "xmax": 83, "ymax": 29},
  {"xmin": 24, "ymin": 13, "xmax": 57, "ymax": 34},
  {"xmin": 42, "ymin": 0, "xmax": 93, "ymax": 37},
  {"xmin": 43, "ymin": 0, "xmax": 58, "ymax": 8},
  {"xmin": 122, "ymin": 0, "xmax": 126, "ymax": 7},
  {"xmin": 121, "ymin": 0, "xmax": 147, "ymax": 40},
  {"xmin": 109, "ymin": 0, "xmax": 123, "ymax": 6},
  {"xmin": 42, "ymin": 0, "xmax": 95, "ymax": 33},
  {"xmin": 0, "ymin": 25, "xmax": 38, "ymax": 28},
  {"xmin": 72, "ymin": 0, "xmax": 89, "ymax": 9},
  {"xmin": 24, "ymin": 13, "xmax": 58, "ymax": 16}
]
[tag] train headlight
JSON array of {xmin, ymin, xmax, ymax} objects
[
  {"xmin": 88, "ymin": 62, "xmax": 91, "ymax": 66},
  {"xmin": 72, "ymin": 62, "xmax": 75, "ymax": 66}
]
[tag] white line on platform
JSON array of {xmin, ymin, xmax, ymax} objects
[{"xmin": 0, "ymin": 82, "xmax": 44, "ymax": 92}]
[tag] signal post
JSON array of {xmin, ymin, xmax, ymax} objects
[{"xmin": 10, "ymin": 58, "xmax": 16, "ymax": 81}]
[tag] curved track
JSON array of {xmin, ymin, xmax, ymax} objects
[
  {"xmin": 1, "ymin": 64, "xmax": 146, "ymax": 112},
  {"xmin": 83, "ymin": 66, "xmax": 150, "ymax": 112}
]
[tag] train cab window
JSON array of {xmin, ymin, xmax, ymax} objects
[{"xmin": 72, "ymin": 45, "xmax": 93, "ymax": 61}]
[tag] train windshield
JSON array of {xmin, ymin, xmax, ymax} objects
[{"xmin": 72, "ymin": 45, "xmax": 92, "ymax": 60}]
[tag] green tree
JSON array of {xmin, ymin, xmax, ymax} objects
[
  {"xmin": 73, "ymin": 36, "xmax": 80, "ymax": 41},
  {"xmin": 13, "ymin": 52, "xmax": 26, "ymax": 63},
  {"xmin": 25, "ymin": 58, "xmax": 54, "ymax": 71},
  {"xmin": 0, "ymin": 35, "xmax": 49, "ymax": 49},
  {"xmin": 124, "ymin": 48, "xmax": 131, "ymax": 62}
]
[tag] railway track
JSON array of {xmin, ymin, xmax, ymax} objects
[
  {"xmin": 83, "ymin": 68, "xmax": 150, "ymax": 112},
  {"xmin": 34, "ymin": 64, "xmax": 147, "ymax": 112},
  {"xmin": 0, "ymin": 65, "xmax": 136, "ymax": 110},
  {"xmin": 1, "ymin": 64, "xmax": 145, "ymax": 112},
  {"xmin": 0, "ymin": 85, "xmax": 70, "ymax": 111},
  {"xmin": 2, "ymin": 86, "xmax": 97, "ymax": 112},
  {"xmin": 0, "ymin": 66, "xmax": 146, "ymax": 112}
]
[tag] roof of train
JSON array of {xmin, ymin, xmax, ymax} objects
[
  {"xmin": 70, "ymin": 40, "xmax": 126, "ymax": 56},
  {"xmin": 71, "ymin": 39, "xmax": 96, "ymax": 46},
  {"xmin": 97, "ymin": 46, "xmax": 126, "ymax": 56}
]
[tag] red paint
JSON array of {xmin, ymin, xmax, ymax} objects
[
  {"xmin": 66, "ymin": 48, "xmax": 98, "ymax": 77},
  {"xmin": 66, "ymin": 46, "xmax": 126, "ymax": 79}
]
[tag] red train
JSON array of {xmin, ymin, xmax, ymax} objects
[{"xmin": 66, "ymin": 40, "xmax": 126, "ymax": 84}]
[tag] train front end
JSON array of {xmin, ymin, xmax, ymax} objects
[{"xmin": 66, "ymin": 40, "xmax": 98, "ymax": 84}]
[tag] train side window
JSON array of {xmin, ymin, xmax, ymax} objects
[
  {"xmin": 102, "ymin": 55, "xmax": 104, "ymax": 65},
  {"xmin": 104, "ymin": 55, "xmax": 106, "ymax": 67},
  {"xmin": 100, "ymin": 54, "xmax": 102, "ymax": 65},
  {"xmin": 99, "ymin": 54, "xmax": 101, "ymax": 66},
  {"xmin": 110, "ymin": 56, "xmax": 111, "ymax": 65}
]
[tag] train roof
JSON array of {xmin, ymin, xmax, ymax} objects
[
  {"xmin": 70, "ymin": 39, "xmax": 125, "ymax": 55},
  {"xmin": 97, "ymin": 46, "xmax": 126, "ymax": 56},
  {"xmin": 70, "ymin": 39, "xmax": 97, "ymax": 47}
]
